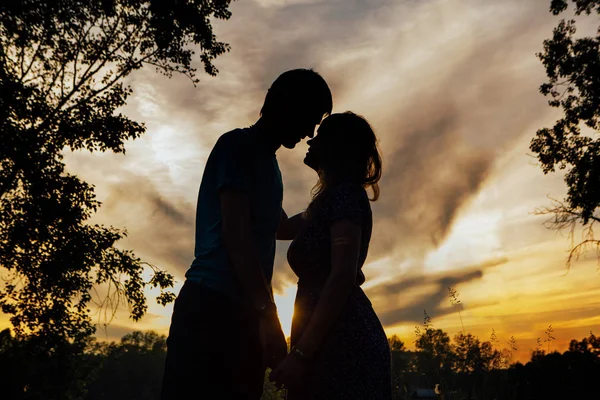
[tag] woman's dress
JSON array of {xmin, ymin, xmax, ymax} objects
[{"xmin": 287, "ymin": 182, "xmax": 392, "ymax": 399}]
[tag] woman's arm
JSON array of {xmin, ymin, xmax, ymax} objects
[
  {"xmin": 277, "ymin": 209, "xmax": 307, "ymax": 240},
  {"xmin": 294, "ymin": 218, "xmax": 361, "ymax": 358}
]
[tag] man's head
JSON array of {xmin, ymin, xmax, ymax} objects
[{"xmin": 260, "ymin": 69, "xmax": 333, "ymax": 149}]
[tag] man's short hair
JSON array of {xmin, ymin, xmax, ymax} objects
[{"xmin": 260, "ymin": 69, "xmax": 333, "ymax": 121}]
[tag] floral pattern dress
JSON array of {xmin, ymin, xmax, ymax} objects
[{"xmin": 287, "ymin": 182, "xmax": 392, "ymax": 400}]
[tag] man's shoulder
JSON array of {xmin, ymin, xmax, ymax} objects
[
  {"xmin": 206, "ymin": 128, "xmax": 254, "ymax": 169},
  {"xmin": 214, "ymin": 128, "xmax": 252, "ymax": 151}
]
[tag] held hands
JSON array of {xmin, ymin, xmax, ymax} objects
[
  {"xmin": 269, "ymin": 346, "xmax": 310, "ymax": 390},
  {"xmin": 257, "ymin": 302, "xmax": 313, "ymax": 390},
  {"xmin": 259, "ymin": 314, "xmax": 287, "ymax": 370}
]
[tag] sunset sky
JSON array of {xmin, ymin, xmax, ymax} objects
[{"xmin": 3, "ymin": 0, "xmax": 599, "ymax": 363}]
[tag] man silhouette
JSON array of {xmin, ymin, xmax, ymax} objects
[{"xmin": 160, "ymin": 69, "xmax": 332, "ymax": 399}]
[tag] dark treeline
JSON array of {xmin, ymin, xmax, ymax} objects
[
  {"xmin": 1, "ymin": 326, "xmax": 598, "ymax": 400},
  {"xmin": 390, "ymin": 326, "xmax": 600, "ymax": 400}
]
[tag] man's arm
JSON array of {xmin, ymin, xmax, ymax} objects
[
  {"xmin": 220, "ymin": 188, "xmax": 287, "ymax": 367},
  {"xmin": 277, "ymin": 209, "xmax": 306, "ymax": 240},
  {"xmin": 220, "ymin": 188, "xmax": 275, "ymax": 309}
]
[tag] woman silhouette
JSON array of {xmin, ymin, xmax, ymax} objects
[{"xmin": 273, "ymin": 112, "xmax": 392, "ymax": 399}]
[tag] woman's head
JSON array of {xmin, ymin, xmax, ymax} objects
[{"xmin": 305, "ymin": 112, "xmax": 382, "ymax": 201}]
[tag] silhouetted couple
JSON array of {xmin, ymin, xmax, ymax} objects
[{"xmin": 160, "ymin": 69, "xmax": 392, "ymax": 399}]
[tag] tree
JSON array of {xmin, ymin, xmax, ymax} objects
[
  {"xmin": 85, "ymin": 331, "xmax": 168, "ymax": 400},
  {"xmin": 0, "ymin": 0, "xmax": 233, "ymax": 397},
  {"xmin": 414, "ymin": 327, "xmax": 453, "ymax": 388},
  {"xmin": 387, "ymin": 334, "xmax": 410, "ymax": 399},
  {"xmin": 388, "ymin": 334, "xmax": 407, "ymax": 352},
  {"xmin": 453, "ymin": 333, "xmax": 500, "ymax": 374},
  {"xmin": 0, "ymin": 0, "xmax": 232, "ymax": 343},
  {"xmin": 532, "ymin": 0, "xmax": 600, "ymax": 268},
  {"xmin": 568, "ymin": 330, "xmax": 600, "ymax": 355}
]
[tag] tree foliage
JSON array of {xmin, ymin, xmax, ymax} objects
[
  {"xmin": 532, "ymin": 0, "xmax": 600, "ymax": 264},
  {"xmin": 85, "ymin": 331, "xmax": 168, "ymax": 400},
  {"xmin": 0, "ymin": 0, "xmax": 233, "ymax": 353}
]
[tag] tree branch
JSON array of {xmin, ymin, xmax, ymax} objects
[
  {"xmin": 567, "ymin": 239, "xmax": 600, "ymax": 269},
  {"xmin": 72, "ymin": 17, "xmax": 103, "ymax": 89},
  {"xmin": 32, "ymin": 13, "xmax": 126, "ymax": 135},
  {"xmin": 535, "ymin": 197, "xmax": 600, "ymax": 269},
  {"xmin": 19, "ymin": 40, "xmax": 26, "ymax": 79},
  {"xmin": 143, "ymin": 59, "xmax": 197, "ymax": 85},
  {"xmin": 64, "ymin": 35, "xmax": 156, "ymax": 117},
  {"xmin": 20, "ymin": 42, "xmax": 43, "ymax": 83}
]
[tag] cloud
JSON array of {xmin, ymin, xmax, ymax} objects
[
  {"xmin": 367, "ymin": 257, "xmax": 508, "ymax": 326},
  {"xmin": 97, "ymin": 174, "xmax": 196, "ymax": 278},
  {"xmin": 248, "ymin": 1, "xmax": 562, "ymax": 300},
  {"xmin": 344, "ymin": 0, "xmax": 556, "ymax": 260},
  {"xmin": 63, "ymin": 0, "xmax": 564, "ymax": 298}
]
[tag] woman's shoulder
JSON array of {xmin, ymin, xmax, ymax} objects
[
  {"xmin": 327, "ymin": 181, "xmax": 369, "ymax": 203},
  {"xmin": 320, "ymin": 181, "xmax": 370, "ymax": 223}
]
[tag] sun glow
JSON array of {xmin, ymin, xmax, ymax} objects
[{"xmin": 274, "ymin": 284, "xmax": 298, "ymax": 338}]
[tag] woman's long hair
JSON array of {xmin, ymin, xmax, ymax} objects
[{"xmin": 310, "ymin": 112, "xmax": 382, "ymax": 202}]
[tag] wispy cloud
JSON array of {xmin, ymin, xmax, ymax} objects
[{"xmin": 368, "ymin": 257, "xmax": 508, "ymax": 325}]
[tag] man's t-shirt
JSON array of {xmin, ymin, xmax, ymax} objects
[{"xmin": 185, "ymin": 126, "xmax": 283, "ymax": 302}]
